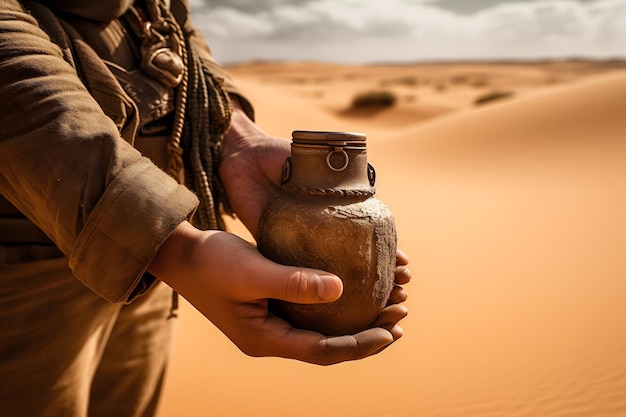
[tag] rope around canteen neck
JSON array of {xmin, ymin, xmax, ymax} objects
[{"xmin": 141, "ymin": 0, "xmax": 233, "ymax": 231}]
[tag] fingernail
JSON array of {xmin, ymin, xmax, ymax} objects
[
  {"xmin": 318, "ymin": 274, "xmax": 342, "ymax": 301},
  {"xmin": 392, "ymin": 325, "xmax": 404, "ymax": 340}
]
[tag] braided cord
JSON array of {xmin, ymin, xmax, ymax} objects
[
  {"xmin": 282, "ymin": 185, "xmax": 376, "ymax": 198},
  {"xmin": 181, "ymin": 42, "xmax": 232, "ymax": 230},
  {"xmin": 150, "ymin": 1, "xmax": 233, "ymax": 231},
  {"xmin": 165, "ymin": 12, "xmax": 187, "ymax": 184}
]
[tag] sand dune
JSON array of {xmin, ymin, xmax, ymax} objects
[
  {"xmin": 227, "ymin": 60, "xmax": 626, "ymax": 137},
  {"xmin": 159, "ymin": 63, "xmax": 626, "ymax": 417}
]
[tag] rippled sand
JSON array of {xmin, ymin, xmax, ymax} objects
[{"xmin": 159, "ymin": 61, "xmax": 626, "ymax": 417}]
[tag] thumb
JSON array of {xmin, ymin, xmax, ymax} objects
[
  {"xmin": 285, "ymin": 269, "xmax": 344, "ymax": 304},
  {"xmin": 254, "ymin": 264, "xmax": 344, "ymax": 304}
]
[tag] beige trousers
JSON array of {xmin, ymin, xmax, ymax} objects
[{"xmin": 0, "ymin": 256, "xmax": 175, "ymax": 417}]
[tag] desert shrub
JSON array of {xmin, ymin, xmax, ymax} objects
[
  {"xmin": 471, "ymin": 79, "xmax": 489, "ymax": 88},
  {"xmin": 397, "ymin": 76, "xmax": 419, "ymax": 86},
  {"xmin": 351, "ymin": 90, "xmax": 397, "ymax": 109},
  {"xmin": 450, "ymin": 75, "xmax": 469, "ymax": 84},
  {"xmin": 474, "ymin": 90, "xmax": 514, "ymax": 106},
  {"xmin": 380, "ymin": 76, "xmax": 419, "ymax": 87}
]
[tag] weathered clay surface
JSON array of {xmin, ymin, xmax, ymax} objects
[{"xmin": 257, "ymin": 193, "xmax": 397, "ymax": 336}]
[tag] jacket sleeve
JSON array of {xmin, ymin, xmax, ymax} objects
[{"xmin": 0, "ymin": 0, "xmax": 199, "ymax": 303}]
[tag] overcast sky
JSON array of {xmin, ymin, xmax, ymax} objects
[{"xmin": 188, "ymin": 0, "xmax": 626, "ymax": 63}]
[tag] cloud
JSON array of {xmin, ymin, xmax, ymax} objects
[
  {"xmin": 472, "ymin": 0, "xmax": 626, "ymax": 55},
  {"xmin": 192, "ymin": 0, "xmax": 437, "ymax": 14},
  {"xmin": 192, "ymin": 0, "xmax": 314, "ymax": 13},
  {"xmin": 188, "ymin": 0, "xmax": 626, "ymax": 63},
  {"xmin": 435, "ymin": 0, "xmax": 599, "ymax": 14},
  {"xmin": 190, "ymin": 0, "xmax": 463, "ymax": 39}
]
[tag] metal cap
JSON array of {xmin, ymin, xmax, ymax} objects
[{"xmin": 292, "ymin": 130, "xmax": 367, "ymax": 147}]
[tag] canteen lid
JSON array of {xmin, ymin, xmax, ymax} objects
[{"xmin": 292, "ymin": 130, "xmax": 367, "ymax": 147}]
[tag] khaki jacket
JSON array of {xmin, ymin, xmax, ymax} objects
[{"xmin": 0, "ymin": 0, "xmax": 249, "ymax": 302}]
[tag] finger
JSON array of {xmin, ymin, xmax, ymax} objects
[
  {"xmin": 310, "ymin": 328, "xmax": 395, "ymax": 365},
  {"xmin": 249, "ymin": 262, "xmax": 344, "ymax": 304},
  {"xmin": 394, "ymin": 265, "xmax": 411, "ymax": 285},
  {"xmin": 203, "ymin": 234, "xmax": 343, "ymax": 303},
  {"xmin": 396, "ymin": 248, "xmax": 409, "ymax": 266},
  {"xmin": 371, "ymin": 304, "xmax": 408, "ymax": 330},
  {"xmin": 387, "ymin": 285, "xmax": 407, "ymax": 305},
  {"xmin": 370, "ymin": 325, "xmax": 404, "ymax": 355},
  {"xmin": 383, "ymin": 325, "xmax": 404, "ymax": 342},
  {"xmin": 240, "ymin": 316, "xmax": 394, "ymax": 366}
]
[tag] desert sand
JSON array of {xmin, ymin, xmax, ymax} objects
[{"xmin": 158, "ymin": 60, "xmax": 626, "ymax": 417}]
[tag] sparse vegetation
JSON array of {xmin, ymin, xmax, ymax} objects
[
  {"xmin": 380, "ymin": 76, "xmax": 419, "ymax": 87},
  {"xmin": 471, "ymin": 79, "xmax": 489, "ymax": 88},
  {"xmin": 350, "ymin": 90, "xmax": 397, "ymax": 109},
  {"xmin": 474, "ymin": 90, "xmax": 514, "ymax": 106},
  {"xmin": 450, "ymin": 75, "xmax": 469, "ymax": 84}
]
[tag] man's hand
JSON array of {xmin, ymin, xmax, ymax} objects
[
  {"xmin": 219, "ymin": 104, "xmax": 289, "ymax": 237},
  {"xmin": 149, "ymin": 221, "xmax": 410, "ymax": 366},
  {"xmin": 155, "ymin": 101, "xmax": 412, "ymax": 365}
]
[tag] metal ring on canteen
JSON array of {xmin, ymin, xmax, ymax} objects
[
  {"xmin": 326, "ymin": 148, "xmax": 350, "ymax": 172},
  {"xmin": 280, "ymin": 157, "xmax": 292, "ymax": 183}
]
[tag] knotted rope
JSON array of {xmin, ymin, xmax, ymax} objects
[{"xmin": 145, "ymin": 0, "xmax": 233, "ymax": 231}]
